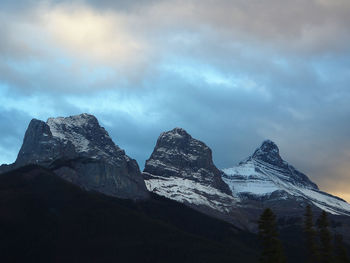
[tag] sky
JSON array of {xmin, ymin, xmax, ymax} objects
[{"xmin": 1, "ymin": 0, "xmax": 350, "ymax": 201}]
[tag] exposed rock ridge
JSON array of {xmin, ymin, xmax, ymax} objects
[
  {"xmin": 12, "ymin": 113, "xmax": 149, "ymax": 200},
  {"xmin": 144, "ymin": 128, "xmax": 231, "ymax": 195}
]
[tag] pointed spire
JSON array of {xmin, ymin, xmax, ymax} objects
[{"xmin": 252, "ymin": 140, "xmax": 284, "ymax": 166}]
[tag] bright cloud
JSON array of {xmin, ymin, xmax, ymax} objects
[{"xmin": 43, "ymin": 4, "xmax": 148, "ymax": 65}]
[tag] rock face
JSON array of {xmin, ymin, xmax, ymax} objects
[
  {"xmin": 3, "ymin": 119, "xmax": 350, "ymax": 230},
  {"xmin": 143, "ymin": 128, "xmax": 235, "ymax": 212},
  {"xmin": 223, "ymin": 140, "xmax": 350, "ymax": 216},
  {"xmin": 13, "ymin": 114, "xmax": 149, "ymax": 200},
  {"xmin": 144, "ymin": 132, "xmax": 350, "ymax": 230}
]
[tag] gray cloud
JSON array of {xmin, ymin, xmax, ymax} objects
[{"xmin": 0, "ymin": 0, "xmax": 350, "ymax": 200}]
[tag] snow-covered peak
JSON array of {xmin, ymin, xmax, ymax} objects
[
  {"xmin": 222, "ymin": 141, "xmax": 350, "ymax": 216},
  {"xmin": 223, "ymin": 159, "xmax": 350, "ymax": 215},
  {"xmin": 46, "ymin": 113, "xmax": 113, "ymax": 155},
  {"xmin": 47, "ymin": 115, "xmax": 90, "ymax": 151},
  {"xmin": 46, "ymin": 113, "xmax": 100, "ymax": 139},
  {"xmin": 16, "ymin": 113, "xmax": 125, "ymax": 166},
  {"xmin": 225, "ymin": 140, "xmax": 318, "ymax": 192},
  {"xmin": 47, "ymin": 113, "xmax": 97, "ymax": 129}
]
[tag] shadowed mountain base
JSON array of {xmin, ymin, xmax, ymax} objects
[{"xmin": 0, "ymin": 165, "xmax": 257, "ymax": 263}]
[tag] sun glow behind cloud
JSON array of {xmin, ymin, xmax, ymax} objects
[
  {"xmin": 0, "ymin": 2, "xmax": 155, "ymax": 93},
  {"xmin": 43, "ymin": 5, "xmax": 147, "ymax": 65}
]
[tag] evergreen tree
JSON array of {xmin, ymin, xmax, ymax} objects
[
  {"xmin": 258, "ymin": 208, "xmax": 286, "ymax": 263},
  {"xmin": 304, "ymin": 205, "xmax": 319, "ymax": 263},
  {"xmin": 317, "ymin": 211, "xmax": 332, "ymax": 263},
  {"xmin": 334, "ymin": 234, "xmax": 350, "ymax": 263}
]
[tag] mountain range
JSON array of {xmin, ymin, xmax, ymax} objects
[
  {"xmin": 1, "ymin": 113, "xmax": 349, "ymax": 262},
  {"xmin": 143, "ymin": 127, "xmax": 350, "ymax": 230},
  {"xmin": 1, "ymin": 113, "xmax": 148, "ymax": 199}
]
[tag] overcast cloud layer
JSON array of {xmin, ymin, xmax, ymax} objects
[{"xmin": 1, "ymin": 0, "xmax": 350, "ymax": 201}]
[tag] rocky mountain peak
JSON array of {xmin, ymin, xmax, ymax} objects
[
  {"xmin": 16, "ymin": 113, "xmax": 122, "ymax": 165},
  {"xmin": 144, "ymin": 128, "xmax": 232, "ymax": 197},
  {"xmin": 251, "ymin": 139, "xmax": 284, "ymax": 166},
  {"xmin": 224, "ymin": 139, "xmax": 320, "ymax": 204},
  {"xmin": 46, "ymin": 113, "xmax": 99, "ymax": 132},
  {"xmin": 168, "ymin": 127, "xmax": 189, "ymax": 136},
  {"xmin": 156, "ymin": 127, "xmax": 195, "ymax": 148},
  {"xmin": 14, "ymin": 113, "xmax": 149, "ymax": 200},
  {"xmin": 45, "ymin": 113, "xmax": 122, "ymax": 159},
  {"xmin": 256, "ymin": 140, "xmax": 279, "ymax": 154},
  {"xmin": 148, "ymin": 128, "xmax": 214, "ymax": 175}
]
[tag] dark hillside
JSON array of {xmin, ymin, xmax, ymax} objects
[{"xmin": 0, "ymin": 165, "xmax": 258, "ymax": 263}]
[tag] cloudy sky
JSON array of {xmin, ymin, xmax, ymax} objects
[{"xmin": 1, "ymin": 0, "xmax": 350, "ymax": 201}]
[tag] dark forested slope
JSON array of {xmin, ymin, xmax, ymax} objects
[{"xmin": 0, "ymin": 165, "xmax": 258, "ymax": 263}]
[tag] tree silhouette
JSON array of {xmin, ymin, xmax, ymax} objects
[
  {"xmin": 304, "ymin": 205, "xmax": 319, "ymax": 263},
  {"xmin": 258, "ymin": 208, "xmax": 286, "ymax": 263},
  {"xmin": 317, "ymin": 211, "xmax": 332, "ymax": 263},
  {"xmin": 334, "ymin": 233, "xmax": 350, "ymax": 263}
]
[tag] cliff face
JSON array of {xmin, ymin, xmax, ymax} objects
[
  {"xmin": 144, "ymin": 131, "xmax": 350, "ymax": 231},
  {"xmin": 143, "ymin": 128, "xmax": 235, "ymax": 213},
  {"xmin": 13, "ymin": 113, "xmax": 149, "ymax": 200}
]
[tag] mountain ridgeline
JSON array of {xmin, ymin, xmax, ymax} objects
[
  {"xmin": 1, "ymin": 113, "xmax": 350, "ymax": 239},
  {"xmin": 1, "ymin": 114, "xmax": 148, "ymax": 199}
]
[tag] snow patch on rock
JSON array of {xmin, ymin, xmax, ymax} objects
[
  {"xmin": 144, "ymin": 173, "xmax": 237, "ymax": 212},
  {"xmin": 223, "ymin": 152, "xmax": 350, "ymax": 215},
  {"xmin": 47, "ymin": 114, "xmax": 96, "ymax": 153}
]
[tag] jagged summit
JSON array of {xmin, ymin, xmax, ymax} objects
[
  {"xmin": 156, "ymin": 127, "xmax": 197, "ymax": 150},
  {"xmin": 45, "ymin": 113, "xmax": 98, "ymax": 134},
  {"xmin": 145, "ymin": 127, "xmax": 224, "ymax": 186},
  {"xmin": 48, "ymin": 112, "xmax": 96, "ymax": 122},
  {"xmin": 13, "ymin": 113, "xmax": 149, "ymax": 200},
  {"xmin": 223, "ymin": 141, "xmax": 350, "ymax": 216},
  {"xmin": 47, "ymin": 113, "xmax": 123, "ymax": 158},
  {"xmin": 253, "ymin": 140, "xmax": 280, "ymax": 158},
  {"xmin": 225, "ymin": 140, "xmax": 318, "ymax": 191},
  {"xmin": 260, "ymin": 139, "xmax": 277, "ymax": 147},
  {"xmin": 248, "ymin": 139, "xmax": 285, "ymax": 167},
  {"xmin": 143, "ymin": 128, "xmax": 234, "ymax": 212},
  {"xmin": 16, "ymin": 113, "xmax": 123, "ymax": 165},
  {"xmin": 167, "ymin": 127, "xmax": 189, "ymax": 135}
]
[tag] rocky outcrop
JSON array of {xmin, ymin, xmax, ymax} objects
[
  {"xmin": 9, "ymin": 113, "xmax": 149, "ymax": 200},
  {"xmin": 143, "ymin": 128, "xmax": 235, "ymax": 213}
]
